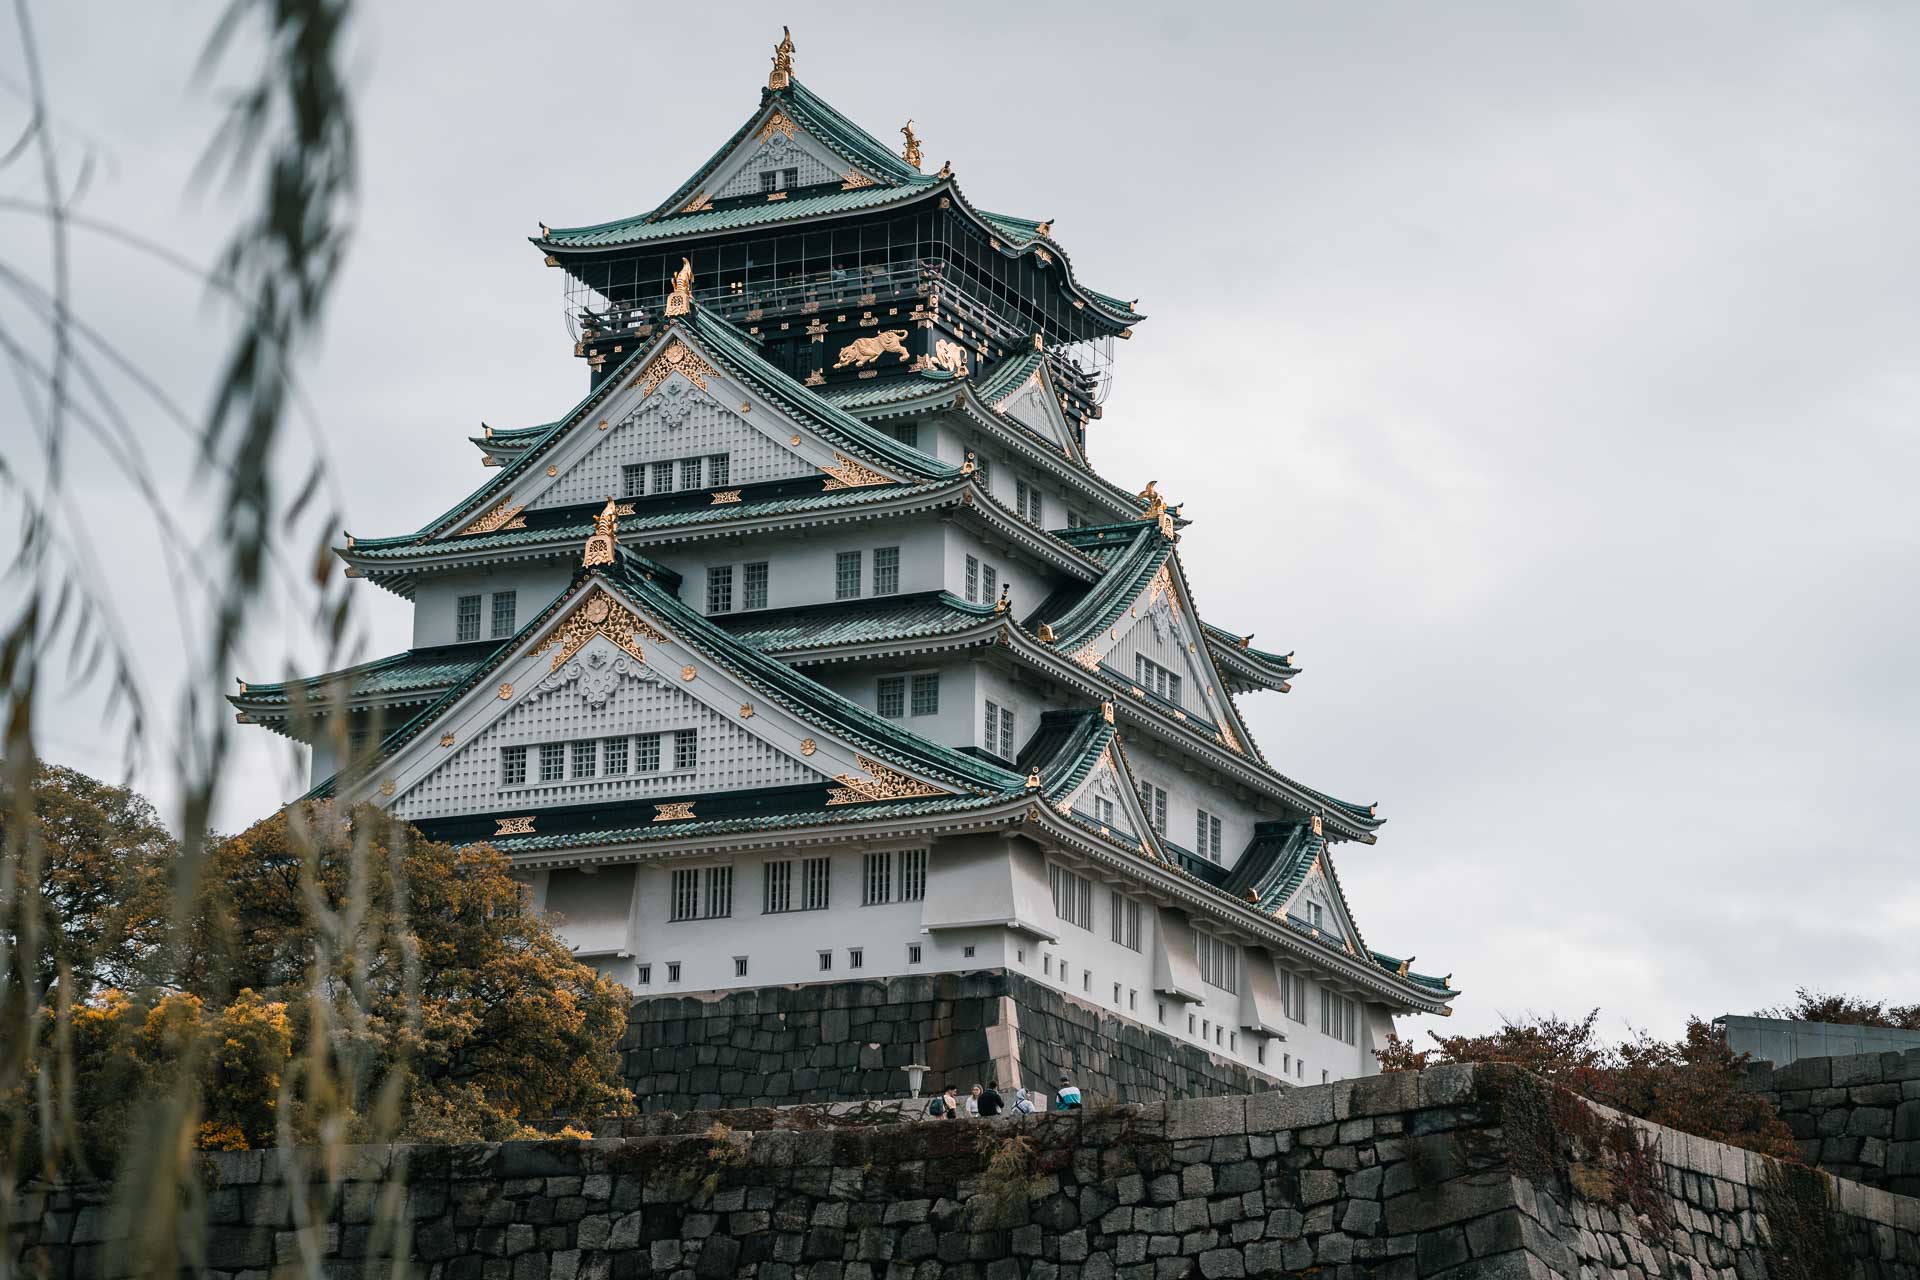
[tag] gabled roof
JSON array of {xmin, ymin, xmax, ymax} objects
[
  {"xmin": 717, "ymin": 591, "xmax": 995, "ymax": 654},
  {"xmin": 1201, "ymin": 621, "xmax": 1300, "ymax": 693},
  {"xmin": 231, "ymin": 641, "xmax": 501, "ymax": 738}
]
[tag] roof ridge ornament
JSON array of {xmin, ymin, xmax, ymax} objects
[
  {"xmin": 1035, "ymin": 219, "xmax": 1052, "ymax": 238},
  {"xmin": 768, "ymin": 26, "xmax": 794, "ymax": 90},
  {"xmin": 993, "ymin": 583, "xmax": 1010, "ymax": 615},
  {"xmin": 936, "ymin": 159, "xmax": 952, "ymax": 180},
  {"xmin": 664, "ymin": 258, "xmax": 694, "ymax": 317},
  {"xmin": 900, "ymin": 120, "xmax": 922, "ymax": 172},
  {"xmin": 583, "ymin": 498, "xmax": 619, "ymax": 567}
]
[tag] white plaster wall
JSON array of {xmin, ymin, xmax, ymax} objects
[
  {"xmin": 812, "ymin": 659, "xmax": 976, "ymax": 754},
  {"xmin": 412, "ymin": 562, "xmax": 573, "ymax": 649},
  {"xmin": 1123, "ymin": 736, "xmax": 1274, "ymax": 872},
  {"xmin": 652, "ymin": 521, "xmax": 950, "ymax": 618}
]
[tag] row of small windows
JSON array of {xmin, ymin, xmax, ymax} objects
[
  {"xmin": 622, "ymin": 454, "xmax": 730, "ymax": 498},
  {"xmin": 1322, "ymin": 988, "xmax": 1360, "ymax": 1046},
  {"xmin": 1047, "ymin": 865, "xmax": 1144, "ymax": 955},
  {"xmin": 1135, "ymin": 654, "xmax": 1182, "ymax": 704},
  {"xmin": 706, "ymin": 561, "xmax": 769, "ymax": 614},
  {"xmin": 834, "ymin": 546, "xmax": 900, "ymax": 600},
  {"xmin": 667, "ymin": 850, "xmax": 928, "ymax": 921},
  {"xmin": 1196, "ymin": 930, "xmax": 1240, "ymax": 993},
  {"xmin": 1136, "ymin": 777, "xmax": 1229, "ymax": 867},
  {"xmin": 634, "ymin": 939, "xmax": 931, "ymax": 988},
  {"xmin": 962, "ymin": 555, "xmax": 999, "ymax": 606},
  {"xmin": 877, "ymin": 672, "xmax": 940, "ymax": 719},
  {"xmin": 501, "ymin": 731, "xmax": 696, "ymax": 785},
  {"xmin": 456, "ymin": 590, "xmax": 517, "ymax": 643}
]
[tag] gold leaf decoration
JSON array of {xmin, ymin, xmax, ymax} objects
[
  {"xmin": 458, "ymin": 496, "xmax": 528, "ymax": 537},
  {"xmin": 530, "ymin": 586, "xmax": 668, "ymax": 672},
  {"xmin": 439, "ymin": 732, "xmax": 455, "ymax": 747},
  {"xmin": 1067, "ymin": 642, "xmax": 1102, "ymax": 671},
  {"xmin": 799, "ymin": 738, "xmax": 817, "ymax": 756},
  {"xmin": 498, "ymin": 683, "xmax": 514, "ymax": 700},
  {"xmin": 825, "ymin": 754, "xmax": 947, "ymax": 806},
  {"xmin": 819, "ymin": 452, "xmax": 892, "ymax": 491},
  {"xmin": 710, "ymin": 489, "xmax": 742, "ymax": 504},
  {"xmin": 495, "ymin": 815, "xmax": 535, "ymax": 836},
  {"xmin": 840, "ymin": 170, "xmax": 876, "ymax": 190},
  {"xmin": 378, "ymin": 778, "xmax": 396, "ymax": 798},
  {"xmin": 758, "ymin": 109, "xmax": 797, "ymax": 142},
  {"xmin": 640, "ymin": 339, "xmax": 716, "ymax": 395},
  {"xmin": 653, "ymin": 802, "xmax": 696, "ymax": 823}
]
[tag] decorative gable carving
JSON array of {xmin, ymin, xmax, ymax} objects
[{"xmin": 702, "ymin": 112, "xmax": 859, "ymax": 201}]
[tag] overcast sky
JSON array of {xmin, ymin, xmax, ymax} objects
[{"xmin": 5, "ymin": 2, "xmax": 1916, "ymax": 1041}]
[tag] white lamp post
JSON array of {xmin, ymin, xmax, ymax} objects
[{"xmin": 903, "ymin": 1062, "xmax": 929, "ymax": 1098}]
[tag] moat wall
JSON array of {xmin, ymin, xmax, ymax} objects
[
  {"xmin": 12, "ymin": 1064, "xmax": 1919, "ymax": 1279},
  {"xmin": 621, "ymin": 970, "xmax": 1285, "ymax": 1112},
  {"xmin": 1744, "ymin": 1046, "xmax": 1920, "ymax": 1196}
]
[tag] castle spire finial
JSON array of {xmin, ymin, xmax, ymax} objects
[
  {"xmin": 583, "ymin": 498, "xmax": 619, "ymax": 567},
  {"xmin": 900, "ymin": 120, "xmax": 922, "ymax": 172},
  {"xmin": 768, "ymin": 26, "xmax": 794, "ymax": 90},
  {"xmin": 664, "ymin": 257, "xmax": 694, "ymax": 318}
]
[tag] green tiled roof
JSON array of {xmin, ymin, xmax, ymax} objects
[
  {"xmin": 1221, "ymin": 820, "xmax": 1320, "ymax": 912},
  {"xmin": 974, "ymin": 348, "xmax": 1047, "ymax": 402},
  {"xmin": 1200, "ymin": 621, "xmax": 1296, "ymax": 673},
  {"xmin": 1369, "ymin": 951, "xmax": 1458, "ymax": 995},
  {"xmin": 235, "ymin": 643, "xmax": 497, "ymax": 711},
  {"xmin": 481, "ymin": 792, "xmax": 1005, "ymax": 855},
  {"xmin": 717, "ymin": 591, "xmax": 993, "ymax": 653},
  {"xmin": 1040, "ymin": 523, "xmax": 1170, "ymax": 651},
  {"xmin": 813, "ymin": 370, "xmax": 959, "ymax": 411},
  {"xmin": 542, "ymin": 182, "xmax": 928, "ymax": 250}
]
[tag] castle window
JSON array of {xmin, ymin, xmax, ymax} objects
[
  {"xmin": 1188, "ymin": 1013, "xmax": 1196, "ymax": 1034},
  {"xmin": 963, "ymin": 945, "xmax": 975, "ymax": 958},
  {"xmin": 1196, "ymin": 931, "xmax": 1239, "ymax": 993},
  {"xmin": 818, "ymin": 950, "xmax": 833, "ymax": 972},
  {"xmin": 965, "ymin": 555, "xmax": 979, "ymax": 602},
  {"xmin": 873, "ymin": 546, "xmax": 899, "ymax": 595},
  {"xmin": 636, "ymin": 964, "xmax": 651, "ymax": 985},
  {"xmin": 1195, "ymin": 810, "xmax": 1223, "ymax": 863},
  {"xmin": 1137, "ymin": 781, "xmax": 1168, "ymax": 833},
  {"xmin": 650, "ymin": 461, "xmax": 674, "ymax": 493},
  {"xmin": 734, "ymin": 956, "xmax": 748, "ymax": 978},
  {"xmin": 981, "ymin": 563, "xmax": 998, "ymax": 605},
  {"xmin": 801, "ymin": 856, "xmax": 831, "ymax": 910},
  {"xmin": 1281, "ymin": 970, "xmax": 1307, "ymax": 1024},
  {"xmin": 743, "ymin": 561, "xmax": 769, "ymax": 609},
  {"xmin": 1109, "ymin": 891, "xmax": 1141, "ymax": 951},
  {"xmin": 1048, "ymin": 864, "xmax": 1093, "ymax": 931},
  {"xmin": 456, "ymin": 594, "xmax": 482, "ymax": 643},
  {"xmin": 1016, "ymin": 480, "xmax": 1042, "ymax": 526},
  {"xmin": 910, "ymin": 674, "xmax": 939, "ymax": 716},
  {"xmin": 848, "ymin": 947, "xmax": 864, "ymax": 970},
  {"xmin": 1257, "ymin": 1042, "xmax": 1265, "ymax": 1066},
  {"xmin": 705, "ymin": 866, "xmax": 733, "ymax": 919},
  {"xmin": 1135, "ymin": 655, "xmax": 1181, "ymax": 704},
  {"xmin": 889, "ymin": 422, "xmax": 919, "ymax": 449},
  {"xmin": 908, "ymin": 943, "xmax": 922, "ymax": 965},
  {"xmin": 763, "ymin": 860, "xmax": 793, "ymax": 913},
  {"xmin": 707, "ymin": 565, "xmax": 734, "ymax": 614},
  {"xmin": 1113, "ymin": 982, "xmax": 1122, "ymax": 1004},
  {"xmin": 1129, "ymin": 989, "xmax": 1138, "ymax": 1012},
  {"xmin": 984, "ymin": 701, "xmax": 1014, "ymax": 759},
  {"xmin": 877, "ymin": 676, "xmax": 906, "ymax": 719},
  {"xmin": 1083, "ymin": 970, "xmax": 1091, "ymax": 993},
  {"xmin": 862, "ymin": 850, "xmax": 893, "ymax": 905},
  {"xmin": 1322, "ymin": 988, "xmax": 1359, "ymax": 1045},
  {"xmin": 539, "ymin": 744, "xmax": 565, "ymax": 783},
  {"xmin": 637, "ymin": 733, "xmax": 661, "ymax": 773},
  {"xmin": 667, "ymin": 962, "xmax": 681, "ymax": 983},
  {"xmin": 491, "ymin": 591, "xmax": 518, "ymax": 639},
  {"xmin": 835, "ymin": 550, "xmax": 862, "ymax": 599},
  {"xmin": 1230, "ymin": 1032, "xmax": 1237, "ymax": 1052},
  {"xmin": 679, "ymin": 457, "xmax": 704, "ymax": 489},
  {"xmin": 622, "ymin": 463, "xmax": 646, "ymax": 498},
  {"xmin": 1043, "ymin": 955, "xmax": 1051, "ymax": 976},
  {"xmin": 571, "ymin": 740, "xmax": 597, "ymax": 778},
  {"xmin": 1310, "ymin": 902, "xmax": 1324, "ymax": 929},
  {"xmin": 670, "ymin": 869, "xmax": 700, "ymax": 922},
  {"xmin": 1093, "ymin": 795, "xmax": 1115, "ymax": 825},
  {"xmin": 901, "ymin": 849, "xmax": 927, "ymax": 901},
  {"xmin": 708, "ymin": 454, "xmax": 730, "ymax": 486},
  {"xmin": 673, "ymin": 729, "xmax": 698, "ymax": 771},
  {"xmin": 604, "ymin": 737, "xmax": 629, "ymax": 775},
  {"xmin": 500, "ymin": 746, "xmax": 527, "ymax": 786}
]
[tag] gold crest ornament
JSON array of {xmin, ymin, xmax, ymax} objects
[
  {"xmin": 664, "ymin": 258, "xmax": 695, "ymax": 317},
  {"xmin": 768, "ymin": 25, "xmax": 794, "ymax": 90},
  {"xmin": 583, "ymin": 497, "xmax": 619, "ymax": 567},
  {"xmin": 900, "ymin": 120, "xmax": 922, "ymax": 171}
]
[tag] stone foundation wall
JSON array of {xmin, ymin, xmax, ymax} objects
[
  {"xmin": 622, "ymin": 970, "xmax": 1283, "ymax": 1112},
  {"xmin": 1744, "ymin": 1046, "xmax": 1920, "ymax": 1195},
  {"xmin": 12, "ymin": 1064, "xmax": 1920, "ymax": 1279}
]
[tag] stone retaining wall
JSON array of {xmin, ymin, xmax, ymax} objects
[
  {"xmin": 12, "ymin": 1064, "xmax": 1919, "ymax": 1279},
  {"xmin": 622, "ymin": 969, "xmax": 1282, "ymax": 1112},
  {"xmin": 1744, "ymin": 1046, "xmax": 1920, "ymax": 1195}
]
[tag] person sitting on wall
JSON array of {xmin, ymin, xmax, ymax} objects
[
  {"xmin": 1055, "ymin": 1075, "xmax": 1083, "ymax": 1111},
  {"xmin": 977, "ymin": 1083, "xmax": 1004, "ymax": 1117},
  {"xmin": 926, "ymin": 1085, "xmax": 960, "ymax": 1119}
]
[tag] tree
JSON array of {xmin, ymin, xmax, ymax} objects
[
  {"xmin": 1760, "ymin": 988, "xmax": 1920, "ymax": 1031},
  {"xmin": 1377, "ymin": 1011, "xmax": 1797, "ymax": 1160}
]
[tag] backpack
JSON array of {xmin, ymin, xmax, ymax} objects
[{"xmin": 926, "ymin": 1096, "xmax": 947, "ymax": 1117}]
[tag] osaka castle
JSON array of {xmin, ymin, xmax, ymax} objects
[{"xmin": 232, "ymin": 31, "xmax": 1456, "ymax": 1102}]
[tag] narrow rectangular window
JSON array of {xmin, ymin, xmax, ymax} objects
[
  {"xmin": 679, "ymin": 456, "xmax": 704, "ymax": 489},
  {"xmin": 743, "ymin": 561, "xmax": 769, "ymax": 610},
  {"xmin": 673, "ymin": 729, "xmax": 698, "ymax": 771},
  {"xmin": 604, "ymin": 737, "xmax": 629, "ymax": 775},
  {"xmin": 637, "ymin": 733, "xmax": 661, "ymax": 772},
  {"xmin": 1138, "ymin": 781, "xmax": 1167, "ymax": 833},
  {"xmin": 1114, "ymin": 982, "xmax": 1122, "ymax": 1004},
  {"xmin": 456, "ymin": 594, "xmax": 482, "ymax": 643},
  {"xmin": 1048, "ymin": 864, "xmax": 1093, "ymax": 930},
  {"xmin": 818, "ymin": 950, "xmax": 833, "ymax": 972},
  {"xmin": 900, "ymin": 849, "xmax": 927, "ymax": 901},
  {"xmin": 877, "ymin": 676, "xmax": 906, "ymax": 719},
  {"xmin": 501, "ymin": 745, "xmax": 527, "ymax": 786},
  {"xmin": 670, "ymin": 868, "xmax": 699, "ymax": 922},
  {"xmin": 1083, "ymin": 970, "xmax": 1091, "ymax": 993},
  {"xmin": 734, "ymin": 956, "xmax": 748, "ymax": 978},
  {"xmin": 907, "ymin": 943, "xmax": 922, "ymax": 965},
  {"xmin": 651, "ymin": 460, "xmax": 674, "ymax": 493},
  {"xmin": 491, "ymin": 591, "xmax": 517, "ymax": 639},
  {"xmin": 571, "ymin": 739, "xmax": 597, "ymax": 778},
  {"xmin": 910, "ymin": 673, "xmax": 939, "ymax": 716},
  {"xmin": 1129, "ymin": 989, "xmax": 1138, "ymax": 1012},
  {"xmin": 873, "ymin": 546, "xmax": 899, "ymax": 596},
  {"xmin": 707, "ymin": 565, "xmax": 735, "ymax": 614},
  {"xmin": 965, "ymin": 555, "xmax": 979, "ymax": 602},
  {"xmin": 539, "ymin": 743, "xmax": 565, "ymax": 783},
  {"xmin": 1093, "ymin": 795, "xmax": 1114, "ymax": 825},
  {"xmin": 782, "ymin": 166, "xmax": 798, "ymax": 188},
  {"xmin": 982, "ymin": 563, "xmax": 998, "ymax": 606},
  {"xmin": 636, "ymin": 964, "xmax": 651, "ymax": 985},
  {"xmin": 890, "ymin": 422, "xmax": 919, "ymax": 449},
  {"xmin": 708, "ymin": 454, "xmax": 730, "ymax": 486},
  {"xmin": 666, "ymin": 961, "xmax": 680, "ymax": 983},
  {"xmin": 759, "ymin": 170, "xmax": 777, "ymax": 194},
  {"xmin": 848, "ymin": 947, "xmax": 864, "ymax": 970},
  {"xmin": 999, "ymin": 706, "xmax": 1014, "ymax": 760},
  {"xmin": 763, "ymin": 860, "xmax": 792, "ymax": 913},
  {"xmin": 862, "ymin": 850, "xmax": 892, "ymax": 905},
  {"xmin": 835, "ymin": 550, "xmax": 862, "ymax": 600},
  {"xmin": 802, "ymin": 856, "xmax": 831, "ymax": 910},
  {"xmin": 622, "ymin": 463, "xmax": 646, "ymax": 498},
  {"xmin": 705, "ymin": 865, "xmax": 733, "ymax": 919}
]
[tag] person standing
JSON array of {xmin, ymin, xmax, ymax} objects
[
  {"xmin": 966, "ymin": 1084, "xmax": 983, "ymax": 1117},
  {"xmin": 977, "ymin": 1083, "xmax": 1004, "ymax": 1117},
  {"xmin": 1011, "ymin": 1087, "xmax": 1036, "ymax": 1114},
  {"xmin": 926, "ymin": 1085, "xmax": 959, "ymax": 1119},
  {"xmin": 1055, "ymin": 1074, "xmax": 1083, "ymax": 1111}
]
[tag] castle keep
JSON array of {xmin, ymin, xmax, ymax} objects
[{"xmin": 232, "ymin": 30, "xmax": 1455, "ymax": 1101}]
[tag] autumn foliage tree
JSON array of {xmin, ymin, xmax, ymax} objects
[
  {"xmin": 1377, "ymin": 1010, "xmax": 1798, "ymax": 1160},
  {"xmin": 1762, "ymin": 988, "xmax": 1920, "ymax": 1031}
]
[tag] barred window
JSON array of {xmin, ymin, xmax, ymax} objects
[
  {"xmin": 889, "ymin": 422, "xmax": 919, "ymax": 449},
  {"xmin": 491, "ymin": 591, "xmax": 518, "ymax": 639},
  {"xmin": 1016, "ymin": 480, "xmax": 1043, "ymax": 525},
  {"xmin": 1196, "ymin": 810, "xmax": 1223, "ymax": 862},
  {"xmin": 1138, "ymin": 780, "xmax": 1167, "ymax": 833},
  {"xmin": 707, "ymin": 565, "xmax": 734, "ymax": 614},
  {"xmin": 873, "ymin": 546, "xmax": 900, "ymax": 596},
  {"xmin": 622, "ymin": 463, "xmax": 646, "ymax": 498},
  {"xmin": 667, "ymin": 962, "xmax": 681, "ymax": 982},
  {"xmin": 708, "ymin": 453, "xmax": 730, "ymax": 486},
  {"xmin": 670, "ymin": 869, "xmax": 700, "ymax": 922},
  {"xmin": 604, "ymin": 737, "xmax": 629, "ymax": 775},
  {"xmin": 1135, "ymin": 655, "xmax": 1181, "ymax": 704},
  {"xmin": 705, "ymin": 865, "xmax": 733, "ymax": 919},
  {"xmin": 673, "ymin": 729, "xmax": 698, "ymax": 771},
  {"xmin": 501, "ymin": 746, "xmax": 527, "ymax": 786},
  {"xmin": 456, "ymin": 594, "xmax": 482, "ymax": 643},
  {"xmin": 965, "ymin": 555, "xmax": 979, "ymax": 602},
  {"xmin": 818, "ymin": 950, "xmax": 833, "ymax": 972},
  {"xmin": 679, "ymin": 457, "xmax": 704, "ymax": 489},
  {"xmin": 983, "ymin": 701, "xmax": 1015, "ymax": 760},
  {"xmin": 571, "ymin": 740, "xmax": 596, "ymax": 778},
  {"xmin": 637, "ymin": 733, "xmax": 661, "ymax": 773},
  {"xmin": 900, "ymin": 849, "xmax": 927, "ymax": 901},
  {"xmin": 1048, "ymin": 863, "xmax": 1093, "ymax": 930},
  {"xmin": 835, "ymin": 550, "xmax": 862, "ymax": 600},
  {"xmin": 734, "ymin": 956, "xmax": 748, "ymax": 978},
  {"xmin": 1109, "ymin": 891, "xmax": 1141, "ymax": 951},
  {"xmin": 862, "ymin": 850, "xmax": 892, "ymax": 905},
  {"xmin": 801, "ymin": 856, "xmax": 831, "ymax": 911},
  {"xmin": 1093, "ymin": 795, "xmax": 1115, "ymax": 826},
  {"xmin": 1281, "ymin": 970, "xmax": 1307, "ymax": 1024},
  {"xmin": 907, "ymin": 943, "xmax": 922, "ymax": 965},
  {"xmin": 999, "ymin": 705, "xmax": 1014, "ymax": 760},
  {"xmin": 636, "ymin": 964, "xmax": 651, "ymax": 985},
  {"xmin": 763, "ymin": 860, "xmax": 792, "ymax": 913},
  {"xmin": 910, "ymin": 674, "xmax": 939, "ymax": 716},
  {"xmin": 848, "ymin": 947, "xmax": 864, "ymax": 970},
  {"xmin": 877, "ymin": 676, "xmax": 906, "ymax": 719},
  {"xmin": 1322, "ymin": 988, "xmax": 1359, "ymax": 1045},
  {"xmin": 650, "ymin": 460, "xmax": 674, "ymax": 493},
  {"xmin": 982, "ymin": 563, "xmax": 998, "ymax": 606},
  {"xmin": 539, "ymin": 743, "xmax": 565, "ymax": 783},
  {"xmin": 743, "ymin": 561, "xmax": 769, "ymax": 610},
  {"xmin": 1197, "ymin": 931, "xmax": 1240, "ymax": 993}
]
